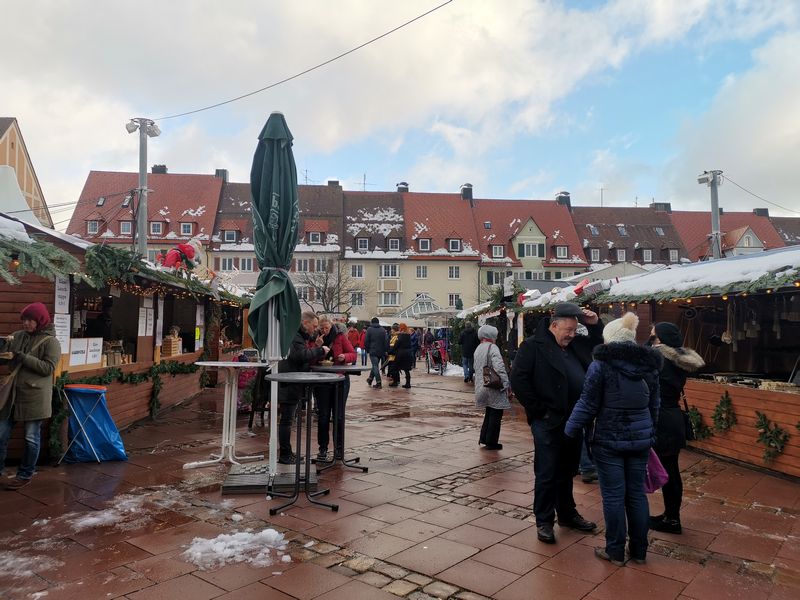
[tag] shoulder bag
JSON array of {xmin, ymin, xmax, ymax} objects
[{"xmin": 482, "ymin": 344, "xmax": 504, "ymax": 390}]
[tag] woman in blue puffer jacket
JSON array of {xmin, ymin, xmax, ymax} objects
[{"xmin": 565, "ymin": 312, "xmax": 661, "ymax": 567}]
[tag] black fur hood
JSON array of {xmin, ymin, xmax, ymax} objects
[{"xmin": 593, "ymin": 342, "xmax": 662, "ymax": 378}]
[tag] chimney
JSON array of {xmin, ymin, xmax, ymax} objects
[
  {"xmin": 753, "ymin": 208, "xmax": 769, "ymax": 217},
  {"xmin": 460, "ymin": 183, "xmax": 473, "ymax": 207},
  {"xmin": 396, "ymin": 181, "xmax": 409, "ymax": 193},
  {"xmin": 327, "ymin": 179, "xmax": 340, "ymax": 187},
  {"xmin": 555, "ymin": 191, "xmax": 571, "ymax": 210},
  {"xmin": 214, "ymin": 168, "xmax": 228, "ymax": 182},
  {"xmin": 151, "ymin": 164, "xmax": 167, "ymax": 174},
  {"xmin": 718, "ymin": 207, "xmax": 724, "ymax": 215},
  {"xmin": 649, "ymin": 201, "xmax": 672, "ymax": 213}
]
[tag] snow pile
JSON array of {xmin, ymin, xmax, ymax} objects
[
  {"xmin": 182, "ymin": 529, "xmax": 288, "ymax": 570},
  {"xmin": 67, "ymin": 494, "xmax": 154, "ymax": 531},
  {"xmin": 0, "ymin": 551, "xmax": 62, "ymax": 578},
  {"xmin": 522, "ymin": 285, "xmax": 577, "ymax": 308},
  {"xmin": 443, "ymin": 363, "xmax": 467, "ymax": 376},
  {"xmin": 607, "ymin": 246, "xmax": 800, "ymax": 298}
]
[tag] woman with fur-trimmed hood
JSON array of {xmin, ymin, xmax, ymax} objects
[
  {"xmin": 648, "ymin": 322, "xmax": 704, "ymax": 535},
  {"xmin": 565, "ymin": 312, "xmax": 662, "ymax": 566}
]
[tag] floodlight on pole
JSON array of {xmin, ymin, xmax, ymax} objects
[
  {"xmin": 126, "ymin": 118, "xmax": 160, "ymax": 257},
  {"xmin": 698, "ymin": 170, "xmax": 723, "ymax": 259}
]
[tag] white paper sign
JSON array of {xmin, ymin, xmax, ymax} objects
[
  {"xmin": 55, "ymin": 276, "xmax": 70, "ymax": 314},
  {"xmin": 53, "ymin": 313, "xmax": 70, "ymax": 354},
  {"xmin": 69, "ymin": 338, "xmax": 88, "ymax": 366},
  {"xmin": 87, "ymin": 338, "xmax": 103, "ymax": 364},
  {"xmin": 195, "ymin": 304, "xmax": 205, "ymax": 326},
  {"xmin": 137, "ymin": 308, "xmax": 147, "ymax": 337},
  {"xmin": 143, "ymin": 296, "xmax": 153, "ymax": 309},
  {"xmin": 145, "ymin": 308, "xmax": 154, "ymax": 335},
  {"xmin": 156, "ymin": 297, "xmax": 164, "ymax": 346}
]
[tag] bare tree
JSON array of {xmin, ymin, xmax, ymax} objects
[{"xmin": 294, "ymin": 258, "xmax": 374, "ymax": 315}]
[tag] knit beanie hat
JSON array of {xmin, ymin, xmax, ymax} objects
[
  {"xmin": 477, "ymin": 324, "xmax": 498, "ymax": 340},
  {"xmin": 602, "ymin": 312, "xmax": 638, "ymax": 344},
  {"xmin": 21, "ymin": 302, "xmax": 51, "ymax": 329},
  {"xmin": 654, "ymin": 322, "xmax": 682, "ymax": 348}
]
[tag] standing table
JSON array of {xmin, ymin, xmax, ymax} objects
[
  {"xmin": 310, "ymin": 364, "xmax": 372, "ymax": 473},
  {"xmin": 265, "ymin": 371, "xmax": 344, "ymax": 515},
  {"xmin": 184, "ymin": 361, "xmax": 265, "ymax": 469}
]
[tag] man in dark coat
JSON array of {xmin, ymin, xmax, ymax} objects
[
  {"xmin": 363, "ymin": 317, "xmax": 388, "ymax": 388},
  {"xmin": 510, "ymin": 302, "xmax": 603, "ymax": 543},
  {"xmin": 459, "ymin": 322, "xmax": 480, "ymax": 382},
  {"xmin": 276, "ymin": 311, "xmax": 328, "ymax": 464},
  {"xmin": 0, "ymin": 302, "xmax": 62, "ymax": 490}
]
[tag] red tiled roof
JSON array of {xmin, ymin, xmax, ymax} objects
[
  {"xmin": 303, "ymin": 219, "xmax": 329, "ymax": 233},
  {"xmin": 218, "ymin": 219, "xmax": 242, "ymax": 231},
  {"xmin": 720, "ymin": 226, "xmax": 750, "ymax": 251},
  {"xmin": 770, "ymin": 216, "xmax": 800, "ymax": 246},
  {"xmin": 402, "ymin": 193, "xmax": 480, "ymax": 261},
  {"xmin": 669, "ymin": 211, "xmax": 785, "ymax": 261},
  {"xmin": 470, "ymin": 199, "xmax": 586, "ymax": 266},
  {"xmin": 67, "ymin": 171, "xmax": 223, "ymax": 245}
]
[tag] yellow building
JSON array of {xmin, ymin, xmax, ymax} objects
[{"xmin": 0, "ymin": 117, "xmax": 53, "ymax": 227}]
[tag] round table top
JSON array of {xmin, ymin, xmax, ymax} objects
[
  {"xmin": 310, "ymin": 364, "xmax": 372, "ymax": 374},
  {"xmin": 265, "ymin": 371, "xmax": 344, "ymax": 384},
  {"xmin": 196, "ymin": 361, "xmax": 268, "ymax": 369}
]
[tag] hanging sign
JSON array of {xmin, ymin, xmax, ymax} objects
[{"xmin": 54, "ymin": 276, "xmax": 70, "ymax": 314}]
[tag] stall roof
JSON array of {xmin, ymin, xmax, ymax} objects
[{"xmin": 603, "ymin": 245, "xmax": 800, "ymax": 300}]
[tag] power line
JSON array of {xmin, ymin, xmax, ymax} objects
[
  {"xmin": 722, "ymin": 174, "xmax": 800, "ymax": 216},
  {"xmin": 153, "ymin": 0, "xmax": 454, "ymax": 121}
]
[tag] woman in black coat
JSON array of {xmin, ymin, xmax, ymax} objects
[
  {"xmin": 649, "ymin": 322, "xmax": 704, "ymax": 534},
  {"xmin": 389, "ymin": 324, "xmax": 414, "ymax": 388}
]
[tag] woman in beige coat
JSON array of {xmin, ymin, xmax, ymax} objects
[{"xmin": 473, "ymin": 324, "xmax": 510, "ymax": 450}]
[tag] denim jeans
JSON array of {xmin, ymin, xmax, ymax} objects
[
  {"xmin": 462, "ymin": 356, "xmax": 474, "ymax": 380},
  {"xmin": 360, "ymin": 348, "xmax": 368, "ymax": 366},
  {"xmin": 530, "ymin": 419, "xmax": 582, "ymax": 525},
  {"xmin": 0, "ymin": 417, "xmax": 43, "ymax": 480},
  {"xmin": 593, "ymin": 445, "xmax": 650, "ymax": 562},
  {"xmin": 369, "ymin": 354, "xmax": 382, "ymax": 383},
  {"xmin": 580, "ymin": 437, "xmax": 596, "ymax": 475}
]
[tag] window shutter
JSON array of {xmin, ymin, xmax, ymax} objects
[
  {"xmin": 518, "ymin": 243, "xmax": 524, "ymax": 258},
  {"xmin": 214, "ymin": 257, "xmax": 220, "ymax": 271},
  {"xmin": 537, "ymin": 243, "xmax": 545, "ymax": 258}
]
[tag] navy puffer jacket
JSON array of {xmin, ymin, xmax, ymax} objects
[{"xmin": 565, "ymin": 342, "xmax": 662, "ymax": 452}]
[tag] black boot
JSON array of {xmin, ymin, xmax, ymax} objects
[{"xmin": 402, "ymin": 374, "xmax": 411, "ymax": 388}]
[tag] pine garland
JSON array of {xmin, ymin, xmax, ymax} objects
[{"xmin": 0, "ymin": 235, "xmax": 83, "ymax": 285}]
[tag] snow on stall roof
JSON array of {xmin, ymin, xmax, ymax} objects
[
  {"xmin": 0, "ymin": 215, "xmax": 32, "ymax": 242},
  {"xmin": 182, "ymin": 529, "xmax": 288, "ymax": 571},
  {"xmin": 456, "ymin": 301, "xmax": 492, "ymax": 319},
  {"xmin": 607, "ymin": 246, "xmax": 800, "ymax": 297},
  {"xmin": 1, "ymin": 212, "xmax": 92, "ymax": 249}
]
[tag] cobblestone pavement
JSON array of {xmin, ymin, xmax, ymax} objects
[{"xmin": 1, "ymin": 370, "xmax": 798, "ymax": 599}]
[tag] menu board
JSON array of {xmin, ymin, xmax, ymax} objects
[
  {"xmin": 87, "ymin": 338, "xmax": 103, "ymax": 364},
  {"xmin": 145, "ymin": 308, "xmax": 155, "ymax": 335},
  {"xmin": 55, "ymin": 276, "xmax": 70, "ymax": 314},
  {"xmin": 53, "ymin": 313, "xmax": 70, "ymax": 354},
  {"xmin": 137, "ymin": 308, "xmax": 147, "ymax": 337},
  {"xmin": 69, "ymin": 338, "xmax": 88, "ymax": 366}
]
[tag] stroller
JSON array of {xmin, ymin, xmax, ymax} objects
[{"xmin": 424, "ymin": 339, "xmax": 449, "ymax": 375}]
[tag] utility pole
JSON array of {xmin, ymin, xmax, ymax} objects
[
  {"xmin": 126, "ymin": 118, "xmax": 160, "ymax": 257},
  {"xmin": 698, "ymin": 170, "xmax": 723, "ymax": 259},
  {"xmin": 599, "ymin": 186, "xmax": 605, "ymax": 207}
]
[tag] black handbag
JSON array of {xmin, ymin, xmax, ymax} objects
[
  {"xmin": 681, "ymin": 392, "xmax": 696, "ymax": 442},
  {"xmin": 482, "ymin": 346, "xmax": 504, "ymax": 390}
]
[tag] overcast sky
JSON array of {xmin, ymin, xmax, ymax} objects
[{"xmin": 3, "ymin": 0, "xmax": 799, "ymax": 229}]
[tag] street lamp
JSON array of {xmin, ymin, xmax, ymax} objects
[
  {"xmin": 698, "ymin": 170, "xmax": 723, "ymax": 259},
  {"xmin": 126, "ymin": 118, "xmax": 160, "ymax": 257}
]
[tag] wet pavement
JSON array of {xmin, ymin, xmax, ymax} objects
[{"xmin": 1, "ymin": 369, "xmax": 799, "ymax": 599}]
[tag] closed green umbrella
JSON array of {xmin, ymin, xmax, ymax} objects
[
  {"xmin": 248, "ymin": 112, "xmax": 301, "ymax": 356},
  {"xmin": 248, "ymin": 112, "xmax": 301, "ymax": 475}
]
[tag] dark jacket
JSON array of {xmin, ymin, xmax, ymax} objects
[
  {"xmin": 459, "ymin": 327, "xmax": 480, "ymax": 359},
  {"xmin": 278, "ymin": 328, "xmax": 326, "ymax": 403},
  {"xmin": 364, "ymin": 323, "xmax": 388, "ymax": 356},
  {"xmin": 654, "ymin": 344, "xmax": 704, "ymax": 455},
  {"xmin": 565, "ymin": 342, "xmax": 662, "ymax": 452},
  {"xmin": 0, "ymin": 325, "xmax": 61, "ymax": 421},
  {"xmin": 390, "ymin": 332, "xmax": 413, "ymax": 370},
  {"xmin": 510, "ymin": 318, "xmax": 603, "ymax": 429}
]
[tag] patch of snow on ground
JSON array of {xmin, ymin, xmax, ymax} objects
[
  {"xmin": 443, "ymin": 363, "xmax": 466, "ymax": 376},
  {"xmin": 0, "ymin": 552, "xmax": 63, "ymax": 579},
  {"xmin": 182, "ymin": 529, "xmax": 288, "ymax": 570}
]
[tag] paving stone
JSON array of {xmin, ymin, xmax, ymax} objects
[
  {"xmin": 373, "ymin": 562, "xmax": 410, "ymax": 579},
  {"xmin": 342, "ymin": 555, "xmax": 377, "ymax": 573},
  {"xmin": 356, "ymin": 571, "xmax": 393, "ymax": 588},
  {"xmin": 330, "ymin": 565, "xmax": 358, "ymax": 577},
  {"xmin": 422, "ymin": 581, "xmax": 460, "ymax": 598},
  {"xmin": 312, "ymin": 552, "xmax": 348, "ymax": 568},
  {"xmin": 455, "ymin": 592, "xmax": 491, "ymax": 600},
  {"xmin": 383, "ymin": 579, "xmax": 421, "ymax": 596},
  {"xmin": 405, "ymin": 573, "xmax": 432, "ymax": 586},
  {"xmin": 407, "ymin": 592, "xmax": 437, "ymax": 600}
]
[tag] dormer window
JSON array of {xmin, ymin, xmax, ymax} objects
[
  {"xmin": 491, "ymin": 245, "xmax": 504, "ymax": 258},
  {"xmin": 96, "ymin": 196, "xmax": 105, "ymax": 207},
  {"xmin": 356, "ymin": 237, "xmax": 369, "ymax": 251},
  {"xmin": 669, "ymin": 249, "xmax": 679, "ymax": 262},
  {"xmin": 616, "ymin": 248, "xmax": 626, "ymax": 262},
  {"xmin": 180, "ymin": 222, "xmax": 193, "ymax": 236},
  {"xmin": 150, "ymin": 222, "xmax": 163, "ymax": 235},
  {"xmin": 617, "ymin": 225, "xmax": 628, "ymax": 236},
  {"xmin": 590, "ymin": 248, "xmax": 600, "ymax": 262},
  {"xmin": 448, "ymin": 239, "xmax": 462, "ymax": 252},
  {"xmin": 555, "ymin": 245, "xmax": 568, "ymax": 259},
  {"xmin": 484, "ymin": 221, "xmax": 492, "ymax": 229},
  {"xmin": 87, "ymin": 220, "xmax": 99, "ymax": 235},
  {"xmin": 418, "ymin": 238, "xmax": 431, "ymax": 252},
  {"xmin": 309, "ymin": 231, "xmax": 321, "ymax": 244},
  {"xmin": 388, "ymin": 238, "xmax": 400, "ymax": 251},
  {"xmin": 224, "ymin": 230, "xmax": 237, "ymax": 243},
  {"xmin": 120, "ymin": 221, "xmax": 132, "ymax": 236},
  {"xmin": 642, "ymin": 249, "xmax": 653, "ymax": 263}
]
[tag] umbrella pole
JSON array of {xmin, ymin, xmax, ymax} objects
[{"xmin": 266, "ymin": 300, "xmax": 282, "ymax": 475}]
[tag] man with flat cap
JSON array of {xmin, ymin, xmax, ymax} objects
[{"xmin": 511, "ymin": 302, "xmax": 604, "ymax": 543}]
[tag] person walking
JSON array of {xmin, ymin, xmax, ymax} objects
[
  {"xmin": 459, "ymin": 322, "xmax": 480, "ymax": 383},
  {"xmin": 648, "ymin": 322, "xmax": 704, "ymax": 535},
  {"xmin": 359, "ymin": 327, "xmax": 367, "ymax": 365},
  {"xmin": 510, "ymin": 302, "xmax": 603, "ymax": 544},
  {"xmin": 0, "ymin": 302, "xmax": 62, "ymax": 490},
  {"xmin": 277, "ymin": 311, "xmax": 328, "ymax": 464},
  {"xmin": 565, "ymin": 312, "xmax": 662, "ymax": 566},
  {"xmin": 315, "ymin": 318, "xmax": 356, "ymax": 460},
  {"xmin": 385, "ymin": 324, "xmax": 400, "ymax": 386},
  {"xmin": 391, "ymin": 324, "xmax": 413, "ymax": 388},
  {"xmin": 409, "ymin": 328, "xmax": 419, "ymax": 369},
  {"xmin": 473, "ymin": 325, "xmax": 510, "ymax": 450},
  {"xmin": 364, "ymin": 317, "xmax": 387, "ymax": 389}
]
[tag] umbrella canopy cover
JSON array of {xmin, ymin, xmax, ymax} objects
[{"xmin": 248, "ymin": 112, "xmax": 301, "ymax": 356}]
